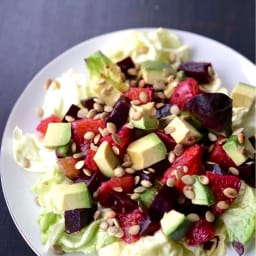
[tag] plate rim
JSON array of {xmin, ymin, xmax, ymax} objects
[{"xmin": 1, "ymin": 27, "xmax": 255, "ymax": 256}]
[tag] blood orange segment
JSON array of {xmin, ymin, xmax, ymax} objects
[{"xmin": 36, "ymin": 114, "xmax": 62, "ymax": 135}]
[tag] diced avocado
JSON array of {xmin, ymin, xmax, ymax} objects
[
  {"xmin": 127, "ymin": 133, "xmax": 167, "ymax": 170},
  {"xmin": 52, "ymin": 183, "xmax": 91, "ymax": 212},
  {"xmin": 192, "ymin": 175, "xmax": 215, "ymax": 206},
  {"xmin": 141, "ymin": 60, "xmax": 174, "ymax": 84},
  {"xmin": 223, "ymin": 135, "xmax": 247, "ymax": 166},
  {"xmin": 139, "ymin": 186, "xmax": 158, "ymax": 208},
  {"xmin": 55, "ymin": 144, "xmax": 71, "ymax": 158},
  {"xmin": 129, "ymin": 102, "xmax": 158, "ymax": 130},
  {"xmin": 93, "ymin": 141, "xmax": 120, "ymax": 177},
  {"xmin": 85, "ymin": 51, "xmax": 128, "ymax": 106},
  {"xmin": 160, "ymin": 210, "xmax": 193, "ymax": 241},
  {"xmin": 231, "ymin": 82, "xmax": 256, "ymax": 108},
  {"xmin": 43, "ymin": 123, "xmax": 71, "ymax": 148},
  {"xmin": 164, "ymin": 116, "xmax": 202, "ymax": 145}
]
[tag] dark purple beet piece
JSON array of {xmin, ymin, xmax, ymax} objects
[
  {"xmin": 139, "ymin": 215, "xmax": 160, "ymax": 236},
  {"xmin": 116, "ymin": 57, "xmax": 136, "ymax": 78},
  {"xmin": 236, "ymin": 160, "xmax": 255, "ymax": 188},
  {"xmin": 75, "ymin": 171, "xmax": 107, "ymax": 194},
  {"xmin": 156, "ymin": 104, "xmax": 171, "ymax": 119},
  {"xmin": 178, "ymin": 62, "xmax": 213, "ymax": 84},
  {"xmin": 249, "ymin": 136, "xmax": 256, "ymax": 149},
  {"xmin": 176, "ymin": 198, "xmax": 210, "ymax": 216},
  {"xmin": 184, "ymin": 93, "xmax": 232, "ymax": 136},
  {"xmin": 232, "ymin": 240, "xmax": 244, "ymax": 256},
  {"xmin": 148, "ymin": 185, "xmax": 178, "ymax": 221},
  {"xmin": 108, "ymin": 191, "xmax": 138, "ymax": 213},
  {"xmin": 106, "ymin": 96, "xmax": 130, "ymax": 130},
  {"xmin": 204, "ymin": 162, "xmax": 227, "ymax": 175},
  {"xmin": 80, "ymin": 97, "xmax": 95, "ymax": 110},
  {"xmin": 62, "ymin": 104, "xmax": 81, "ymax": 122},
  {"xmin": 64, "ymin": 207, "xmax": 95, "ymax": 234},
  {"xmin": 203, "ymin": 236, "xmax": 220, "ymax": 250},
  {"xmin": 136, "ymin": 170, "xmax": 155, "ymax": 184}
]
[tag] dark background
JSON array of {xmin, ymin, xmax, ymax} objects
[{"xmin": 0, "ymin": 0, "xmax": 255, "ymax": 255}]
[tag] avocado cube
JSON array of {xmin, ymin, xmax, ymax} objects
[
  {"xmin": 231, "ymin": 82, "xmax": 256, "ymax": 108},
  {"xmin": 43, "ymin": 123, "xmax": 71, "ymax": 148},
  {"xmin": 93, "ymin": 141, "xmax": 120, "ymax": 177},
  {"xmin": 164, "ymin": 116, "xmax": 202, "ymax": 145},
  {"xmin": 160, "ymin": 210, "xmax": 193, "ymax": 241},
  {"xmin": 52, "ymin": 183, "xmax": 91, "ymax": 212},
  {"xmin": 192, "ymin": 176, "xmax": 215, "ymax": 206},
  {"xmin": 127, "ymin": 133, "xmax": 167, "ymax": 170},
  {"xmin": 141, "ymin": 60, "xmax": 174, "ymax": 84},
  {"xmin": 129, "ymin": 102, "xmax": 158, "ymax": 130},
  {"xmin": 223, "ymin": 135, "xmax": 247, "ymax": 166}
]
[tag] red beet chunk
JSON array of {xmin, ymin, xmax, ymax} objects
[
  {"xmin": 148, "ymin": 185, "xmax": 178, "ymax": 221},
  {"xmin": 106, "ymin": 96, "xmax": 130, "ymax": 130},
  {"xmin": 155, "ymin": 130, "xmax": 176, "ymax": 152},
  {"xmin": 169, "ymin": 77, "xmax": 200, "ymax": 109},
  {"xmin": 186, "ymin": 217, "xmax": 215, "ymax": 246},
  {"xmin": 116, "ymin": 57, "xmax": 136, "ymax": 78},
  {"xmin": 206, "ymin": 172, "xmax": 241, "ymax": 215},
  {"xmin": 64, "ymin": 207, "xmax": 95, "ymax": 234},
  {"xmin": 62, "ymin": 104, "xmax": 81, "ymax": 122},
  {"xmin": 178, "ymin": 62, "xmax": 213, "ymax": 84}
]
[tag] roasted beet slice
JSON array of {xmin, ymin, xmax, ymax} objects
[
  {"xmin": 204, "ymin": 162, "xmax": 227, "ymax": 175},
  {"xmin": 178, "ymin": 62, "xmax": 214, "ymax": 84},
  {"xmin": 64, "ymin": 207, "xmax": 96, "ymax": 234},
  {"xmin": 106, "ymin": 96, "xmax": 130, "ymax": 130},
  {"xmin": 80, "ymin": 97, "xmax": 95, "ymax": 110},
  {"xmin": 117, "ymin": 57, "xmax": 136, "ymax": 78},
  {"xmin": 62, "ymin": 104, "xmax": 81, "ymax": 122},
  {"xmin": 148, "ymin": 185, "xmax": 178, "ymax": 221},
  {"xmin": 176, "ymin": 198, "xmax": 209, "ymax": 216}
]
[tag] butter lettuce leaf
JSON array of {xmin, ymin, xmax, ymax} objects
[{"xmin": 221, "ymin": 181, "xmax": 256, "ymax": 244}]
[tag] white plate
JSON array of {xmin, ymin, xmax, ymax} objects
[{"xmin": 1, "ymin": 28, "xmax": 255, "ymax": 256}]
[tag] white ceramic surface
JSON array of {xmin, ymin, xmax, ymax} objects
[{"xmin": 1, "ymin": 28, "xmax": 255, "ymax": 256}]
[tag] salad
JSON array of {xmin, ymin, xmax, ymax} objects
[{"xmin": 12, "ymin": 29, "xmax": 256, "ymax": 256}]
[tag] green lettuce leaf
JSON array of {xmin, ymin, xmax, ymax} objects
[{"xmin": 221, "ymin": 181, "xmax": 256, "ymax": 244}]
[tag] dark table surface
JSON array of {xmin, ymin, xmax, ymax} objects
[{"xmin": 0, "ymin": 0, "xmax": 255, "ymax": 255}]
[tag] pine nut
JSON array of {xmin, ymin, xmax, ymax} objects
[
  {"xmin": 170, "ymin": 104, "xmax": 180, "ymax": 115},
  {"xmin": 237, "ymin": 133, "xmax": 245, "ymax": 144},
  {"xmin": 114, "ymin": 166, "xmax": 125, "ymax": 177},
  {"xmin": 87, "ymin": 109, "xmax": 97, "ymax": 118},
  {"xmin": 187, "ymin": 213, "xmax": 200, "ymax": 222},
  {"xmin": 232, "ymin": 128, "xmax": 244, "ymax": 135},
  {"xmin": 115, "ymin": 228, "xmax": 124, "ymax": 238},
  {"xmin": 77, "ymin": 108, "xmax": 88, "ymax": 118},
  {"xmin": 93, "ymin": 102, "xmax": 104, "ymax": 112},
  {"xmin": 134, "ymin": 176, "xmax": 140, "ymax": 185},
  {"xmin": 167, "ymin": 177, "xmax": 175, "ymax": 187},
  {"xmin": 128, "ymin": 225, "xmax": 140, "ymax": 235},
  {"xmin": 107, "ymin": 122, "xmax": 117, "ymax": 134},
  {"xmin": 75, "ymin": 160, "xmax": 85, "ymax": 170},
  {"xmin": 174, "ymin": 144, "xmax": 184, "ymax": 156},
  {"xmin": 183, "ymin": 186, "xmax": 195, "ymax": 200},
  {"xmin": 205, "ymin": 211, "xmax": 215, "ymax": 222},
  {"xmin": 112, "ymin": 133, "xmax": 121, "ymax": 145},
  {"xmin": 98, "ymin": 127, "xmax": 109, "ymax": 137},
  {"xmin": 84, "ymin": 131, "xmax": 95, "ymax": 140},
  {"xmin": 93, "ymin": 134, "xmax": 101, "ymax": 144},
  {"xmin": 35, "ymin": 107, "xmax": 44, "ymax": 118},
  {"xmin": 216, "ymin": 200, "xmax": 229, "ymax": 210},
  {"xmin": 228, "ymin": 166, "xmax": 240, "ymax": 176},
  {"xmin": 73, "ymin": 152, "xmax": 85, "ymax": 159},
  {"xmin": 130, "ymin": 193, "xmax": 140, "ymax": 200},
  {"xmin": 223, "ymin": 187, "xmax": 238, "ymax": 198},
  {"xmin": 100, "ymin": 221, "xmax": 108, "ymax": 230},
  {"xmin": 44, "ymin": 78, "xmax": 52, "ymax": 90},
  {"xmin": 134, "ymin": 186, "xmax": 146, "ymax": 193},
  {"xmin": 198, "ymin": 175, "xmax": 210, "ymax": 185},
  {"xmin": 125, "ymin": 167, "xmax": 136, "ymax": 174},
  {"xmin": 113, "ymin": 186, "xmax": 123, "ymax": 192},
  {"xmin": 181, "ymin": 175, "xmax": 195, "ymax": 185},
  {"xmin": 105, "ymin": 210, "xmax": 116, "ymax": 219},
  {"xmin": 127, "ymin": 68, "xmax": 137, "ymax": 76},
  {"xmin": 65, "ymin": 115, "xmax": 75, "ymax": 122},
  {"xmin": 83, "ymin": 168, "xmax": 92, "ymax": 177},
  {"xmin": 168, "ymin": 151, "xmax": 175, "ymax": 163},
  {"xmin": 90, "ymin": 143, "xmax": 98, "ymax": 151},
  {"xmin": 21, "ymin": 158, "xmax": 31, "ymax": 168},
  {"xmin": 141, "ymin": 180, "xmax": 152, "ymax": 188},
  {"xmin": 147, "ymin": 168, "xmax": 155, "ymax": 173},
  {"xmin": 121, "ymin": 161, "xmax": 132, "ymax": 168},
  {"xmin": 156, "ymin": 102, "xmax": 165, "ymax": 109},
  {"xmin": 208, "ymin": 132, "xmax": 217, "ymax": 142},
  {"xmin": 139, "ymin": 91, "xmax": 148, "ymax": 103},
  {"xmin": 112, "ymin": 146, "xmax": 120, "ymax": 155}
]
